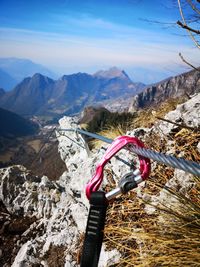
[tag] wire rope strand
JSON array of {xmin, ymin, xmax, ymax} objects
[
  {"xmin": 131, "ymin": 147, "xmax": 200, "ymax": 177},
  {"xmin": 58, "ymin": 128, "xmax": 200, "ymax": 177}
]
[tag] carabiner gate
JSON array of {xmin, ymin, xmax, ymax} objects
[{"xmin": 86, "ymin": 135, "xmax": 151, "ymax": 200}]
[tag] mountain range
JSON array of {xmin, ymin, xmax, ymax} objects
[
  {"xmin": 0, "ymin": 61, "xmax": 199, "ymax": 122},
  {"xmin": 0, "ymin": 67, "xmax": 145, "ymax": 118},
  {"xmin": 0, "ymin": 58, "xmax": 56, "ymax": 90}
]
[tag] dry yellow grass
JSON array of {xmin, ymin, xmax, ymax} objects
[
  {"xmin": 131, "ymin": 97, "xmax": 187, "ymax": 129},
  {"xmin": 76, "ymin": 98, "xmax": 200, "ymax": 267},
  {"xmin": 104, "ymin": 179, "xmax": 200, "ymax": 266},
  {"xmin": 79, "ymin": 123, "xmax": 88, "ymax": 130},
  {"xmin": 27, "ymin": 139, "xmax": 42, "ymax": 153},
  {"xmin": 87, "ymin": 97, "xmax": 187, "ymax": 150},
  {"xmin": 89, "ymin": 125, "xmax": 126, "ymax": 149},
  {"xmin": 0, "ymin": 151, "xmax": 14, "ymax": 162},
  {"xmin": 103, "ymin": 127, "xmax": 200, "ymax": 267}
]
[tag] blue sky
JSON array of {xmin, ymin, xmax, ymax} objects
[{"xmin": 0, "ymin": 0, "xmax": 199, "ymax": 83}]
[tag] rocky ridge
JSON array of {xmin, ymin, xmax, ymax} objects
[
  {"xmin": 0, "ymin": 93, "xmax": 199, "ymax": 266},
  {"xmin": 129, "ymin": 68, "xmax": 200, "ymax": 112}
]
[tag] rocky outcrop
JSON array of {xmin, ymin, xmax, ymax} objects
[
  {"xmin": 0, "ymin": 117, "xmax": 121, "ymax": 266},
  {"xmin": 0, "ymin": 165, "xmax": 62, "ymax": 218},
  {"xmin": 129, "ymin": 68, "xmax": 200, "ymax": 112},
  {"xmin": 0, "ymin": 93, "xmax": 199, "ymax": 266},
  {"xmin": 155, "ymin": 93, "xmax": 200, "ymax": 135}
]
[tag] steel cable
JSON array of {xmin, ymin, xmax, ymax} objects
[
  {"xmin": 58, "ymin": 128, "xmax": 200, "ymax": 177},
  {"xmin": 130, "ymin": 146, "xmax": 200, "ymax": 177}
]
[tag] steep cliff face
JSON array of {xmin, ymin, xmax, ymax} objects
[{"xmin": 129, "ymin": 68, "xmax": 200, "ymax": 112}]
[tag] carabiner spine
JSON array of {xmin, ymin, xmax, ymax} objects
[{"xmin": 86, "ymin": 136, "xmax": 151, "ymax": 200}]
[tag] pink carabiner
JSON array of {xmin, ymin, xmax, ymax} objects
[{"xmin": 86, "ymin": 136, "xmax": 151, "ymax": 199}]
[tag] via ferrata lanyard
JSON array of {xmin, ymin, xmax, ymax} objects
[{"xmin": 80, "ymin": 136, "xmax": 151, "ymax": 267}]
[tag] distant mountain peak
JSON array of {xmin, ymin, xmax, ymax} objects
[
  {"xmin": 32, "ymin": 73, "xmax": 48, "ymax": 80},
  {"xmin": 61, "ymin": 72, "xmax": 90, "ymax": 81},
  {"xmin": 32, "ymin": 73, "xmax": 43, "ymax": 78},
  {"xmin": 0, "ymin": 68, "xmax": 17, "ymax": 91},
  {"xmin": 0, "ymin": 57, "xmax": 57, "ymax": 90},
  {"xmin": 94, "ymin": 67, "xmax": 129, "ymax": 79},
  {"xmin": 31, "ymin": 73, "xmax": 54, "ymax": 83},
  {"xmin": 0, "ymin": 68, "xmax": 144, "ymax": 117},
  {"xmin": 0, "ymin": 57, "xmax": 34, "ymax": 65}
]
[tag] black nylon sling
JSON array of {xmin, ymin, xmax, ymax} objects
[{"xmin": 80, "ymin": 191, "xmax": 108, "ymax": 267}]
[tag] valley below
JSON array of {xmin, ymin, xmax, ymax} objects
[
  {"xmin": 0, "ymin": 123, "xmax": 66, "ymax": 181},
  {"xmin": 0, "ymin": 63, "xmax": 199, "ymax": 267}
]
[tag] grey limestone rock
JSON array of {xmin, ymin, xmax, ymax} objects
[{"xmin": 1, "ymin": 92, "xmax": 199, "ymax": 266}]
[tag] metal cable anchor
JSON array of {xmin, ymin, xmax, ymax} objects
[
  {"xmin": 86, "ymin": 135, "xmax": 151, "ymax": 199},
  {"xmin": 106, "ymin": 168, "xmax": 143, "ymax": 201}
]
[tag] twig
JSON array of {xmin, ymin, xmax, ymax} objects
[
  {"xmin": 179, "ymin": 52, "xmax": 200, "ymax": 71},
  {"xmin": 177, "ymin": 20, "xmax": 200, "ymax": 34},
  {"xmin": 186, "ymin": 0, "xmax": 200, "ymax": 15},
  {"xmin": 184, "ymin": 92, "xmax": 191, "ymax": 99},
  {"xmin": 156, "ymin": 116, "xmax": 196, "ymax": 131},
  {"xmin": 177, "ymin": 0, "xmax": 200, "ymax": 48}
]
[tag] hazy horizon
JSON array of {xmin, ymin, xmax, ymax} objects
[{"xmin": 0, "ymin": 0, "xmax": 199, "ymax": 83}]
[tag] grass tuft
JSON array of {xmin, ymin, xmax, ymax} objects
[
  {"xmin": 103, "ymin": 126, "xmax": 200, "ymax": 266},
  {"xmin": 105, "ymin": 178, "xmax": 200, "ymax": 267},
  {"xmin": 131, "ymin": 97, "xmax": 187, "ymax": 129},
  {"xmin": 89, "ymin": 125, "xmax": 126, "ymax": 149}
]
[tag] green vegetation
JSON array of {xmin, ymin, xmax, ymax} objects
[
  {"xmin": 83, "ymin": 97, "xmax": 187, "ymax": 150},
  {"xmin": 86, "ymin": 110, "xmax": 136, "ymax": 133},
  {"xmin": 85, "ymin": 97, "xmax": 187, "ymax": 135}
]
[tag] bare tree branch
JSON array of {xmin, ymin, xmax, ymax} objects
[
  {"xmin": 186, "ymin": 0, "xmax": 200, "ymax": 15},
  {"xmin": 179, "ymin": 52, "xmax": 200, "ymax": 71},
  {"xmin": 177, "ymin": 0, "xmax": 200, "ymax": 48},
  {"xmin": 156, "ymin": 116, "xmax": 196, "ymax": 131},
  {"xmin": 140, "ymin": 18, "xmax": 175, "ymax": 25},
  {"xmin": 177, "ymin": 20, "xmax": 200, "ymax": 34}
]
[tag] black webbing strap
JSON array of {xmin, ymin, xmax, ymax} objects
[{"xmin": 80, "ymin": 191, "xmax": 108, "ymax": 267}]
